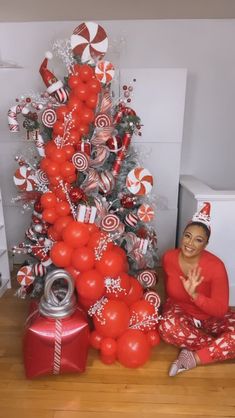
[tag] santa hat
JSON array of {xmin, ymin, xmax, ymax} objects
[
  {"xmin": 39, "ymin": 52, "xmax": 63, "ymax": 94},
  {"xmin": 191, "ymin": 202, "xmax": 211, "ymax": 229}
]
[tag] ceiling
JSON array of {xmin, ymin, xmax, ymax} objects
[{"xmin": 1, "ymin": 0, "xmax": 235, "ymax": 22}]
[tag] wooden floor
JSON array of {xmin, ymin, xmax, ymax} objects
[{"xmin": 0, "ymin": 269, "xmax": 235, "ymax": 418}]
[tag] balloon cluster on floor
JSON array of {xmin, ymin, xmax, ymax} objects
[{"xmin": 9, "ymin": 21, "xmax": 161, "ymax": 368}]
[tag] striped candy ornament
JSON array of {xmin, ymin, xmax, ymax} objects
[
  {"xmin": 33, "ymin": 262, "xmax": 47, "ymax": 277},
  {"xmin": 25, "ymin": 227, "xmax": 38, "ymax": 242},
  {"xmin": 82, "ymin": 168, "xmax": 100, "ymax": 194},
  {"xmin": 137, "ymin": 204, "xmax": 155, "ymax": 223},
  {"xmin": 53, "ymin": 319, "xmax": 63, "ymax": 375},
  {"xmin": 8, "ymin": 104, "xmax": 25, "ymax": 132},
  {"xmin": 76, "ymin": 204, "xmax": 97, "ymax": 223},
  {"xmin": 144, "ymin": 290, "xmax": 161, "ymax": 309},
  {"xmin": 124, "ymin": 212, "xmax": 139, "ymax": 228},
  {"xmin": 95, "ymin": 60, "xmax": 115, "ymax": 84},
  {"xmin": 99, "ymin": 170, "xmax": 115, "ymax": 195},
  {"xmin": 53, "ymin": 87, "xmax": 69, "ymax": 104},
  {"xmin": 137, "ymin": 270, "xmax": 157, "ymax": 288},
  {"xmin": 17, "ymin": 265, "xmax": 35, "ymax": 287},
  {"xmin": 126, "ymin": 167, "xmax": 153, "ymax": 196},
  {"xmin": 71, "ymin": 21, "xmax": 108, "ymax": 62}
]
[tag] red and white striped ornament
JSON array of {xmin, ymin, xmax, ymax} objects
[
  {"xmin": 144, "ymin": 290, "xmax": 161, "ymax": 309},
  {"xmin": 137, "ymin": 204, "xmax": 155, "ymax": 223},
  {"xmin": 124, "ymin": 213, "xmax": 139, "ymax": 228},
  {"xmin": 17, "ymin": 265, "xmax": 35, "ymax": 287},
  {"xmin": 101, "ymin": 214, "xmax": 120, "ymax": 232},
  {"xmin": 95, "ymin": 60, "xmax": 115, "ymax": 84},
  {"xmin": 76, "ymin": 141, "xmax": 91, "ymax": 156},
  {"xmin": 33, "ymin": 262, "xmax": 47, "ymax": 277},
  {"xmin": 13, "ymin": 166, "xmax": 36, "ymax": 192},
  {"xmin": 99, "ymin": 170, "xmax": 115, "ymax": 195},
  {"xmin": 137, "ymin": 270, "xmax": 157, "ymax": 289},
  {"xmin": 71, "ymin": 21, "xmax": 108, "ymax": 62},
  {"xmin": 126, "ymin": 167, "xmax": 153, "ymax": 196},
  {"xmin": 76, "ymin": 204, "xmax": 97, "ymax": 223}
]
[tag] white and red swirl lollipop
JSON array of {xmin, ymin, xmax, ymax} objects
[
  {"xmin": 137, "ymin": 204, "xmax": 155, "ymax": 222},
  {"xmin": 41, "ymin": 108, "xmax": 57, "ymax": 128},
  {"xmin": 144, "ymin": 290, "xmax": 161, "ymax": 309},
  {"xmin": 72, "ymin": 152, "xmax": 89, "ymax": 171},
  {"xmin": 13, "ymin": 166, "xmax": 36, "ymax": 192},
  {"xmin": 94, "ymin": 113, "xmax": 112, "ymax": 128},
  {"xmin": 71, "ymin": 22, "xmax": 108, "ymax": 62},
  {"xmin": 126, "ymin": 167, "xmax": 153, "ymax": 196},
  {"xmin": 101, "ymin": 214, "xmax": 120, "ymax": 232},
  {"xmin": 17, "ymin": 265, "xmax": 35, "ymax": 287},
  {"xmin": 95, "ymin": 60, "xmax": 115, "ymax": 84},
  {"xmin": 137, "ymin": 270, "xmax": 157, "ymax": 289}
]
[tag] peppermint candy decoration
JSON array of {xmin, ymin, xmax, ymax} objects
[
  {"xmin": 126, "ymin": 167, "xmax": 153, "ymax": 196},
  {"xmin": 17, "ymin": 265, "xmax": 35, "ymax": 287},
  {"xmin": 41, "ymin": 108, "xmax": 57, "ymax": 128},
  {"xmin": 101, "ymin": 214, "xmax": 120, "ymax": 232},
  {"xmin": 99, "ymin": 170, "xmax": 115, "ymax": 195},
  {"xmin": 71, "ymin": 21, "xmax": 108, "ymax": 62},
  {"xmin": 100, "ymin": 92, "xmax": 112, "ymax": 112},
  {"xmin": 144, "ymin": 290, "xmax": 161, "ymax": 309},
  {"xmin": 137, "ymin": 270, "xmax": 157, "ymax": 289},
  {"xmin": 82, "ymin": 168, "xmax": 99, "ymax": 194},
  {"xmin": 13, "ymin": 166, "xmax": 36, "ymax": 192},
  {"xmin": 91, "ymin": 127, "xmax": 113, "ymax": 145},
  {"xmin": 95, "ymin": 113, "xmax": 112, "ymax": 128},
  {"xmin": 33, "ymin": 262, "xmax": 47, "ymax": 277},
  {"xmin": 25, "ymin": 227, "xmax": 37, "ymax": 242},
  {"xmin": 35, "ymin": 169, "xmax": 49, "ymax": 185},
  {"xmin": 72, "ymin": 152, "xmax": 89, "ymax": 171},
  {"xmin": 89, "ymin": 145, "xmax": 110, "ymax": 168},
  {"xmin": 137, "ymin": 204, "xmax": 155, "ymax": 222},
  {"xmin": 95, "ymin": 60, "xmax": 115, "ymax": 84},
  {"xmin": 124, "ymin": 213, "xmax": 139, "ymax": 228}
]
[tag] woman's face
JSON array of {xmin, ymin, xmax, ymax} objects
[{"xmin": 180, "ymin": 224, "xmax": 208, "ymax": 259}]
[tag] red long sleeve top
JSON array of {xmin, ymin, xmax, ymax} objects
[{"xmin": 162, "ymin": 248, "xmax": 229, "ymax": 320}]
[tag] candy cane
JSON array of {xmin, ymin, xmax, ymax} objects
[
  {"xmin": 35, "ymin": 133, "xmax": 46, "ymax": 157},
  {"xmin": 8, "ymin": 104, "xmax": 26, "ymax": 132}
]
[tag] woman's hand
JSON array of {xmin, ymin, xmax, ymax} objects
[{"xmin": 180, "ymin": 266, "xmax": 204, "ymax": 299}]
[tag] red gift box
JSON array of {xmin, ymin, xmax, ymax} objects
[{"xmin": 23, "ymin": 269, "xmax": 90, "ymax": 379}]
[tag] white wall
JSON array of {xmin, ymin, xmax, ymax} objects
[{"xmin": 1, "ymin": 19, "xmax": 235, "ymax": 252}]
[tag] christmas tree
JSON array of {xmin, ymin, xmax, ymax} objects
[{"xmin": 9, "ymin": 22, "xmax": 161, "ymax": 368}]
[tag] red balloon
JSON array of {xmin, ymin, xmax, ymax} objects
[
  {"xmin": 40, "ymin": 157, "xmax": 51, "ymax": 171},
  {"xmin": 42, "ymin": 208, "xmax": 58, "ymax": 224},
  {"xmin": 65, "ymin": 265, "xmax": 80, "ymax": 281},
  {"xmin": 100, "ymin": 337, "xmax": 117, "ymax": 357},
  {"xmin": 79, "ymin": 64, "xmax": 94, "ymax": 81},
  {"xmin": 90, "ymin": 330, "xmax": 103, "ymax": 349},
  {"xmin": 65, "ymin": 173, "xmax": 77, "ymax": 184},
  {"xmin": 105, "ymin": 272, "xmax": 131, "ymax": 300},
  {"xmin": 129, "ymin": 300, "xmax": 156, "ymax": 331},
  {"xmin": 87, "ymin": 78, "xmax": 101, "ymax": 94},
  {"xmin": 45, "ymin": 160, "xmax": 60, "ymax": 177},
  {"xmin": 56, "ymin": 105, "xmax": 69, "ymax": 121},
  {"xmin": 69, "ymin": 112, "xmax": 82, "ymax": 129},
  {"xmin": 122, "ymin": 276, "xmax": 144, "ymax": 306},
  {"xmin": 54, "ymin": 216, "xmax": 73, "ymax": 234},
  {"xmin": 100, "ymin": 353, "xmax": 116, "ymax": 365},
  {"xmin": 40, "ymin": 192, "xmax": 57, "ymax": 209},
  {"xmin": 117, "ymin": 330, "xmax": 150, "ymax": 368},
  {"xmin": 87, "ymin": 224, "xmax": 99, "ymax": 234},
  {"xmin": 47, "ymin": 226, "xmax": 61, "ymax": 241},
  {"xmin": 51, "ymin": 148, "xmax": 67, "ymax": 164},
  {"xmin": 96, "ymin": 250, "xmax": 126, "ymax": 277},
  {"xmin": 68, "ymin": 74, "xmax": 81, "ymax": 89},
  {"xmin": 53, "ymin": 185, "xmax": 67, "ymax": 201},
  {"xmin": 80, "ymin": 107, "xmax": 95, "ymax": 124},
  {"xmin": 146, "ymin": 330, "xmax": 161, "ymax": 347},
  {"xmin": 44, "ymin": 141, "xmax": 57, "ymax": 158},
  {"xmin": 67, "ymin": 96, "xmax": 84, "ymax": 112},
  {"xmin": 62, "ymin": 221, "xmax": 90, "ymax": 248},
  {"xmin": 55, "ymin": 201, "xmax": 71, "ymax": 217},
  {"xmin": 53, "ymin": 120, "xmax": 65, "ymax": 136},
  {"xmin": 94, "ymin": 300, "xmax": 130, "ymax": 339},
  {"xmin": 60, "ymin": 161, "xmax": 76, "ymax": 178},
  {"xmin": 76, "ymin": 269, "xmax": 105, "ymax": 300},
  {"xmin": 113, "ymin": 246, "xmax": 127, "ymax": 260},
  {"xmin": 50, "ymin": 241, "xmax": 73, "ymax": 267},
  {"xmin": 78, "ymin": 295, "xmax": 96, "ymax": 311},
  {"xmin": 78, "ymin": 123, "xmax": 90, "ymax": 136},
  {"xmin": 85, "ymin": 94, "xmax": 98, "ymax": 109},
  {"xmin": 71, "ymin": 64, "xmax": 80, "ymax": 75},
  {"xmin": 88, "ymin": 230, "xmax": 107, "ymax": 248},
  {"xmin": 48, "ymin": 175, "xmax": 63, "ymax": 186},
  {"xmin": 63, "ymin": 144, "xmax": 75, "ymax": 160},
  {"xmin": 74, "ymin": 82, "xmax": 90, "ymax": 101},
  {"xmin": 71, "ymin": 246, "xmax": 95, "ymax": 271}
]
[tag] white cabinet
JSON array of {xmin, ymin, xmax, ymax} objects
[{"xmin": 0, "ymin": 189, "xmax": 11, "ymax": 296}]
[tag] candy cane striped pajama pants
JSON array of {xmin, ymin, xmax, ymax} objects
[{"xmin": 158, "ymin": 301, "xmax": 235, "ymax": 364}]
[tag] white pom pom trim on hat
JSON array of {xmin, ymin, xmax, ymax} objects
[
  {"xmin": 45, "ymin": 51, "xmax": 53, "ymax": 60},
  {"xmin": 21, "ymin": 107, "xmax": 30, "ymax": 115}
]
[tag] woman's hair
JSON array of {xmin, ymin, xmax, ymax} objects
[{"xmin": 184, "ymin": 221, "xmax": 211, "ymax": 242}]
